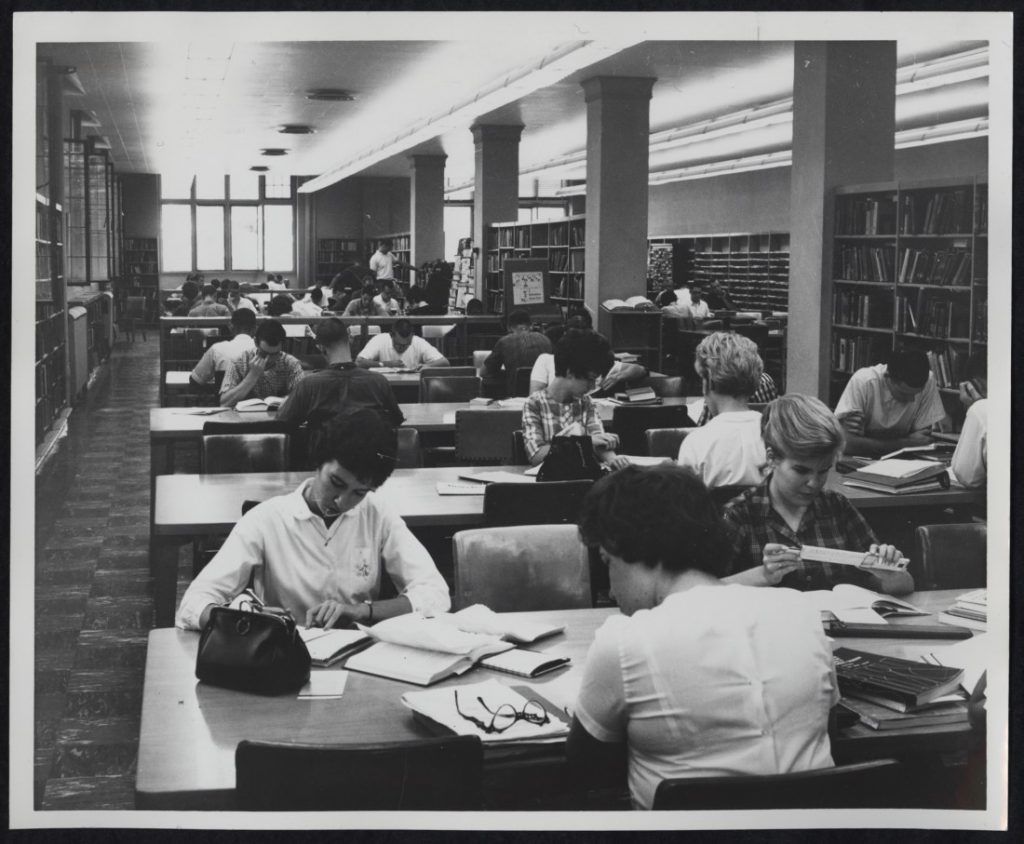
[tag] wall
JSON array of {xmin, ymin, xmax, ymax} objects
[
  {"xmin": 893, "ymin": 137, "xmax": 987, "ymax": 182},
  {"xmin": 360, "ymin": 177, "xmax": 411, "ymax": 245},
  {"xmin": 120, "ymin": 174, "xmax": 161, "ymax": 237},
  {"xmin": 313, "ymin": 178, "xmax": 364, "ymax": 241}
]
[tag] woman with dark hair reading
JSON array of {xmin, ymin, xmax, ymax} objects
[{"xmin": 568, "ymin": 465, "xmax": 837, "ymax": 810}]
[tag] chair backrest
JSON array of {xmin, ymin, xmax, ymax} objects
[
  {"xmin": 913, "ymin": 523, "xmax": 987, "ymax": 589},
  {"xmin": 420, "ymin": 375, "xmax": 481, "ymax": 403},
  {"xmin": 513, "ymin": 366, "xmax": 534, "ymax": 397},
  {"xmin": 652, "ymin": 759, "xmax": 905, "ymax": 811},
  {"xmin": 748, "ymin": 402, "xmax": 769, "ymax": 415},
  {"xmin": 612, "ymin": 405, "xmax": 696, "ymax": 456},
  {"xmin": 201, "ymin": 433, "xmax": 290, "ymax": 474},
  {"xmin": 235, "ymin": 736, "xmax": 483, "ymax": 811},
  {"xmin": 452, "ymin": 524, "xmax": 591, "ymax": 612},
  {"xmin": 395, "ymin": 426, "xmax": 423, "ymax": 469},
  {"xmin": 644, "ymin": 427, "xmax": 696, "ymax": 459},
  {"xmin": 125, "ymin": 296, "xmax": 146, "ymax": 318},
  {"xmin": 731, "ymin": 322, "xmax": 770, "ymax": 349},
  {"xmin": 511, "ymin": 429, "xmax": 528, "ymax": 465},
  {"xmin": 421, "ymin": 366, "xmax": 477, "ymax": 378},
  {"xmin": 483, "ymin": 479, "xmax": 593, "ymax": 527},
  {"xmin": 455, "ymin": 409, "xmax": 524, "ymax": 463}
]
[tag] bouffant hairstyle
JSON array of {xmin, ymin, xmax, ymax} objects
[
  {"xmin": 761, "ymin": 393, "xmax": 845, "ymax": 462},
  {"xmin": 694, "ymin": 332, "xmax": 764, "ymax": 398}
]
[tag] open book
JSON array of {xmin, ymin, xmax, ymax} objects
[
  {"xmin": 235, "ymin": 396, "xmax": 284, "ymax": 411},
  {"xmin": 298, "ymin": 626, "xmax": 372, "ymax": 668},
  {"xmin": 444, "ymin": 604, "xmax": 566, "ymax": 645},
  {"xmin": 803, "ymin": 584, "xmax": 926, "ymax": 625}
]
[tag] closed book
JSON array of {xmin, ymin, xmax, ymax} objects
[
  {"xmin": 937, "ymin": 611, "xmax": 987, "ymax": 632},
  {"xmin": 840, "ymin": 695, "xmax": 969, "ymax": 730},
  {"xmin": 480, "ymin": 648, "xmax": 571, "ymax": 678},
  {"xmin": 846, "ymin": 459, "xmax": 948, "ymax": 489},
  {"xmin": 832, "ymin": 647, "xmax": 964, "ymax": 708},
  {"xmin": 843, "ymin": 478, "xmax": 946, "ymax": 496}
]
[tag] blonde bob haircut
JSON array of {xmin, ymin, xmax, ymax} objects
[
  {"xmin": 762, "ymin": 394, "xmax": 846, "ymax": 461},
  {"xmin": 694, "ymin": 332, "xmax": 763, "ymax": 398}
]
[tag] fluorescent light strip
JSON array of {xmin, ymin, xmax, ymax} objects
[{"xmin": 299, "ymin": 39, "xmax": 641, "ymax": 194}]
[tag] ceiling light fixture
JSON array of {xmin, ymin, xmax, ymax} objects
[
  {"xmin": 249, "ymin": 165, "xmax": 270, "ymax": 172},
  {"xmin": 305, "ymin": 89, "xmax": 357, "ymax": 102},
  {"xmin": 260, "ymin": 148, "xmax": 289, "ymax": 156},
  {"xmin": 277, "ymin": 124, "xmax": 316, "ymax": 134}
]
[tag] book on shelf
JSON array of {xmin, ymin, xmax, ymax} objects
[
  {"xmin": 298, "ymin": 626, "xmax": 372, "ymax": 668},
  {"xmin": 839, "ymin": 695, "xmax": 968, "ymax": 730},
  {"xmin": 479, "ymin": 648, "xmax": 570, "ymax": 679},
  {"xmin": 235, "ymin": 396, "xmax": 284, "ymax": 411},
  {"xmin": 832, "ymin": 646, "xmax": 965, "ymax": 709}
]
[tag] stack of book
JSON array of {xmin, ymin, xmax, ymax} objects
[
  {"xmin": 611, "ymin": 386, "xmax": 659, "ymax": 405},
  {"xmin": 841, "ymin": 458, "xmax": 949, "ymax": 495},
  {"xmin": 833, "ymin": 647, "xmax": 969, "ymax": 731},
  {"xmin": 938, "ymin": 589, "xmax": 987, "ymax": 632}
]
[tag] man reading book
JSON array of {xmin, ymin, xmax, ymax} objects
[
  {"xmin": 176, "ymin": 409, "xmax": 451, "ymax": 631},
  {"xmin": 219, "ymin": 318, "xmax": 305, "ymax": 407}
]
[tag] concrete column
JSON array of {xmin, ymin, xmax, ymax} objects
[
  {"xmin": 471, "ymin": 124, "xmax": 523, "ymax": 301},
  {"xmin": 580, "ymin": 77, "xmax": 656, "ymax": 337},
  {"xmin": 788, "ymin": 42, "xmax": 896, "ymax": 398},
  {"xmin": 409, "ymin": 154, "xmax": 447, "ymax": 265}
]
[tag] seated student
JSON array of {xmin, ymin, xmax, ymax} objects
[
  {"xmin": 834, "ymin": 349, "xmax": 949, "ymax": 457},
  {"xmin": 722, "ymin": 394, "xmax": 913, "ymax": 595},
  {"xmin": 175, "ymin": 409, "xmax": 451, "ymax": 631},
  {"xmin": 187, "ymin": 284, "xmax": 232, "ymax": 317},
  {"xmin": 568, "ymin": 465, "xmax": 838, "ymax": 810},
  {"xmin": 277, "ymin": 318, "xmax": 405, "ymax": 461},
  {"xmin": 522, "ymin": 330, "xmax": 628, "ymax": 470},
  {"xmin": 189, "ymin": 308, "xmax": 257, "ymax": 386},
  {"xmin": 483, "ymin": 309, "xmax": 552, "ymax": 396},
  {"xmin": 219, "ymin": 319, "xmax": 305, "ymax": 406},
  {"xmin": 226, "ymin": 284, "xmax": 257, "ymax": 313},
  {"xmin": 373, "ymin": 281, "xmax": 401, "ymax": 315},
  {"xmin": 951, "ymin": 354, "xmax": 987, "ymax": 489},
  {"xmin": 356, "ymin": 318, "xmax": 450, "ymax": 370},
  {"xmin": 170, "ymin": 280, "xmax": 200, "ymax": 316},
  {"xmin": 663, "ymin": 285, "xmax": 711, "ymax": 323},
  {"xmin": 653, "ymin": 279, "xmax": 679, "ymax": 309},
  {"xmin": 343, "ymin": 283, "xmax": 389, "ymax": 318},
  {"xmin": 695, "ymin": 369, "xmax": 778, "ymax": 426},
  {"xmin": 678, "ymin": 332, "xmax": 766, "ymax": 487},
  {"xmin": 290, "ymin": 287, "xmax": 324, "ymax": 318},
  {"xmin": 703, "ymin": 279, "xmax": 737, "ymax": 311},
  {"xmin": 532, "ymin": 312, "xmax": 646, "ymax": 396},
  {"xmin": 267, "ymin": 293, "xmax": 296, "ymax": 317}
]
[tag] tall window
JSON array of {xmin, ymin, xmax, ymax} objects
[{"xmin": 160, "ymin": 174, "xmax": 294, "ymax": 272}]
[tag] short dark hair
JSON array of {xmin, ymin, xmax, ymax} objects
[
  {"xmin": 315, "ymin": 317, "xmax": 348, "ymax": 348},
  {"xmin": 181, "ymin": 280, "xmax": 200, "ymax": 301},
  {"xmin": 391, "ymin": 318, "xmax": 413, "ymax": 338},
  {"xmin": 553, "ymin": 329, "xmax": 613, "ymax": 379},
  {"xmin": 255, "ymin": 319, "xmax": 286, "ymax": 347},
  {"xmin": 230, "ymin": 308, "xmax": 256, "ymax": 333},
  {"xmin": 887, "ymin": 350, "xmax": 931, "ymax": 389},
  {"xmin": 565, "ymin": 307, "xmax": 593, "ymax": 330},
  {"xmin": 267, "ymin": 294, "xmax": 294, "ymax": 317},
  {"xmin": 310, "ymin": 287, "xmax": 323, "ymax": 304},
  {"xmin": 577, "ymin": 465, "xmax": 732, "ymax": 576},
  {"xmin": 361, "ymin": 282, "xmax": 377, "ymax": 298},
  {"xmin": 201, "ymin": 284, "xmax": 217, "ymax": 299},
  {"xmin": 380, "ymin": 239, "xmax": 393, "ymax": 251},
  {"xmin": 312, "ymin": 409, "xmax": 398, "ymax": 487},
  {"xmin": 507, "ymin": 310, "xmax": 531, "ymax": 329}
]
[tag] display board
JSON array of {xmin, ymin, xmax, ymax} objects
[{"xmin": 502, "ymin": 258, "xmax": 557, "ymax": 318}]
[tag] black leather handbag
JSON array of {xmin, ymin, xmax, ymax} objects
[
  {"xmin": 537, "ymin": 435, "xmax": 605, "ymax": 482},
  {"xmin": 195, "ymin": 602, "xmax": 311, "ymax": 695}
]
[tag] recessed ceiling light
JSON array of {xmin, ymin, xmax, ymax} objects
[
  {"xmin": 305, "ymin": 88, "xmax": 357, "ymax": 102},
  {"xmin": 260, "ymin": 148, "xmax": 289, "ymax": 156},
  {"xmin": 249, "ymin": 165, "xmax": 269, "ymax": 172},
  {"xmin": 277, "ymin": 124, "xmax": 316, "ymax": 134}
]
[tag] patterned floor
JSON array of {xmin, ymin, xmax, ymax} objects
[{"xmin": 34, "ymin": 333, "xmax": 192, "ymax": 811}]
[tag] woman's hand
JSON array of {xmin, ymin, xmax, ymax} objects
[
  {"xmin": 761, "ymin": 543, "xmax": 801, "ymax": 585},
  {"xmin": 604, "ymin": 454, "xmax": 631, "ymax": 471},
  {"xmin": 591, "ymin": 432, "xmax": 620, "ymax": 452},
  {"xmin": 305, "ymin": 600, "xmax": 361, "ymax": 629},
  {"xmin": 868, "ymin": 543, "xmax": 907, "ymax": 569}
]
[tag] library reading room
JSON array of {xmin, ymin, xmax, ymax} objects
[{"xmin": 13, "ymin": 10, "xmax": 1011, "ymax": 833}]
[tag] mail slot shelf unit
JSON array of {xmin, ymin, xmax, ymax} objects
[
  {"xmin": 123, "ymin": 237, "xmax": 160, "ymax": 322},
  {"xmin": 485, "ymin": 215, "xmax": 586, "ymax": 314},
  {"xmin": 365, "ymin": 233, "xmax": 411, "ymax": 279},
  {"xmin": 829, "ymin": 178, "xmax": 988, "ymax": 418},
  {"xmin": 316, "ymin": 237, "xmax": 362, "ymax": 285},
  {"xmin": 689, "ymin": 232, "xmax": 790, "ymax": 313}
]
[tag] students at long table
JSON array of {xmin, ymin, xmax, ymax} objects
[{"xmin": 567, "ymin": 465, "xmax": 838, "ymax": 811}]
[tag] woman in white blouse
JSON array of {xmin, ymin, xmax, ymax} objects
[{"xmin": 567, "ymin": 465, "xmax": 837, "ymax": 810}]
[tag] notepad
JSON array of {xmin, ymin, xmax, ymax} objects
[{"xmin": 297, "ymin": 670, "xmax": 349, "ymax": 700}]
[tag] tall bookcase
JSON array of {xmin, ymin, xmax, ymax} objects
[
  {"xmin": 484, "ymin": 215, "xmax": 586, "ymax": 314},
  {"xmin": 316, "ymin": 237, "xmax": 362, "ymax": 284},
  {"xmin": 830, "ymin": 178, "xmax": 988, "ymax": 422},
  {"xmin": 365, "ymin": 233, "xmax": 411, "ymax": 273},
  {"xmin": 123, "ymin": 236, "xmax": 160, "ymax": 322}
]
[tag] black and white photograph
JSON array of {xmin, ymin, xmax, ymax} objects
[{"xmin": 10, "ymin": 8, "xmax": 1012, "ymax": 833}]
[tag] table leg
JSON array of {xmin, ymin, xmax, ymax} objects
[
  {"xmin": 150, "ymin": 441, "xmax": 172, "ymax": 576},
  {"xmin": 151, "ymin": 534, "xmax": 185, "ymax": 628}
]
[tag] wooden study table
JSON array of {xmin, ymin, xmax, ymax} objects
[{"xmin": 135, "ymin": 591, "xmax": 982, "ymax": 811}]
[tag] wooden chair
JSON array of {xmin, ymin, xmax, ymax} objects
[
  {"xmin": 612, "ymin": 404, "xmax": 696, "ymax": 456},
  {"xmin": 452, "ymin": 524, "xmax": 592, "ymax": 611},
  {"xmin": 455, "ymin": 409, "xmax": 523, "ymax": 464},
  {"xmin": 420, "ymin": 375, "xmax": 482, "ymax": 404},
  {"xmin": 644, "ymin": 427, "xmax": 696, "ymax": 458},
  {"xmin": 118, "ymin": 295, "xmax": 147, "ymax": 343},
  {"xmin": 235, "ymin": 736, "xmax": 483, "ymax": 811},
  {"xmin": 483, "ymin": 479, "xmax": 593, "ymax": 527},
  {"xmin": 395, "ymin": 426, "xmax": 423, "ymax": 468},
  {"xmin": 200, "ymin": 433, "xmax": 290, "ymax": 474},
  {"xmin": 652, "ymin": 759, "xmax": 905, "ymax": 810},
  {"xmin": 913, "ymin": 523, "xmax": 986, "ymax": 589},
  {"xmin": 202, "ymin": 420, "xmax": 291, "ymax": 436}
]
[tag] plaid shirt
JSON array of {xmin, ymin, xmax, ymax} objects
[
  {"xmin": 697, "ymin": 372, "xmax": 778, "ymax": 426},
  {"xmin": 522, "ymin": 390, "xmax": 604, "ymax": 460},
  {"xmin": 220, "ymin": 348, "xmax": 304, "ymax": 401},
  {"xmin": 721, "ymin": 477, "xmax": 880, "ymax": 591}
]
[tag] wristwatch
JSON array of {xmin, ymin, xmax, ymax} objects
[{"xmin": 362, "ymin": 599, "xmax": 374, "ymax": 624}]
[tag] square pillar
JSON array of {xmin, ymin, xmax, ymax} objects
[
  {"xmin": 788, "ymin": 42, "xmax": 896, "ymax": 398},
  {"xmin": 409, "ymin": 154, "xmax": 447, "ymax": 266},
  {"xmin": 580, "ymin": 76, "xmax": 656, "ymax": 337},
  {"xmin": 471, "ymin": 124, "xmax": 523, "ymax": 301}
]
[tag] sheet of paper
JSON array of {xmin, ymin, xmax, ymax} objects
[
  {"xmin": 436, "ymin": 482, "xmax": 487, "ymax": 496},
  {"xmin": 298, "ymin": 670, "xmax": 349, "ymax": 699}
]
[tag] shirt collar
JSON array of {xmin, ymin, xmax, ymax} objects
[{"xmin": 285, "ymin": 477, "xmax": 367, "ymax": 523}]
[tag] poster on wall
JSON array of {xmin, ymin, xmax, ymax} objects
[
  {"xmin": 511, "ymin": 270, "xmax": 545, "ymax": 305},
  {"xmin": 501, "ymin": 258, "xmax": 556, "ymax": 318}
]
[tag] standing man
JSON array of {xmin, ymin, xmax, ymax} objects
[
  {"xmin": 219, "ymin": 319, "xmax": 305, "ymax": 406},
  {"xmin": 189, "ymin": 308, "xmax": 257, "ymax": 387},
  {"xmin": 483, "ymin": 310, "xmax": 552, "ymax": 396},
  {"xmin": 369, "ymin": 239, "xmax": 414, "ymax": 288}
]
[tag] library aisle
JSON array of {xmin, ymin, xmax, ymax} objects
[{"xmin": 33, "ymin": 335, "xmax": 192, "ymax": 810}]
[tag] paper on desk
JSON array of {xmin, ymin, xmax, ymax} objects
[
  {"xmin": 436, "ymin": 482, "xmax": 487, "ymax": 496},
  {"xmin": 298, "ymin": 670, "xmax": 349, "ymax": 700},
  {"xmin": 459, "ymin": 470, "xmax": 535, "ymax": 484}
]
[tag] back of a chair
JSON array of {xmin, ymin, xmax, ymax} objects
[
  {"xmin": 644, "ymin": 427, "xmax": 696, "ymax": 459},
  {"xmin": 732, "ymin": 322, "xmax": 770, "ymax": 349},
  {"xmin": 235, "ymin": 736, "xmax": 483, "ymax": 811},
  {"xmin": 511, "ymin": 429, "xmax": 528, "ymax": 465},
  {"xmin": 455, "ymin": 409, "xmax": 524, "ymax": 463},
  {"xmin": 420, "ymin": 375, "xmax": 481, "ymax": 404},
  {"xmin": 914, "ymin": 523, "xmax": 987, "ymax": 589},
  {"xmin": 483, "ymin": 479, "xmax": 593, "ymax": 527},
  {"xmin": 613, "ymin": 405, "xmax": 696, "ymax": 456},
  {"xmin": 748, "ymin": 402, "xmax": 769, "ymax": 415},
  {"xmin": 452, "ymin": 524, "xmax": 591, "ymax": 612},
  {"xmin": 652, "ymin": 759, "xmax": 905, "ymax": 811},
  {"xmin": 421, "ymin": 366, "xmax": 477, "ymax": 378},
  {"xmin": 126, "ymin": 296, "xmax": 146, "ymax": 319},
  {"xmin": 201, "ymin": 433, "xmax": 290, "ymax": 474},
  {"xmin": 395, "ymin": 426, "xmax": 423, "ymax": 469},
  {"xmin": 513, "ymin": 367, "xmax": 534, "ymax": 397}
]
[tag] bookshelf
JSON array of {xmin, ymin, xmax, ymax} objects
[
  {"xmin": 316, "ymin": 237, "xmax": 362, "ymax": 285},
  {"xmin": 830, "ymin": 179, "xmax": 988, "ymax": 423},
  {"xmin": 365, "ymin": 233, "xmax": 411, "ymax": 277},
  {"xmin": 603, "ymin": 307, "xmax": 664, "ymax": 371},
  {"xmin": 123, "ymin": 236, "xmax": 160, "ymax": 323},
  {"xmin": 485, "ymin": 215, "xmax": 586, "ymax": 314}
]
